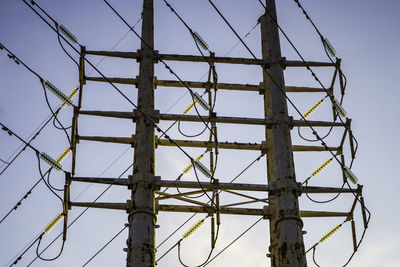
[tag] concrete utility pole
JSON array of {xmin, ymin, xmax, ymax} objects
[
  {"xmin": 127, "ymin": 0, "xmax": 156, "ymax": 266},
  {"xmin": 260, "ymin": 0, "xmax": 306, "ymax": 266},
  {"xmin": 68, "ymin": 0, "xmax": 364, "ymax": 266}
]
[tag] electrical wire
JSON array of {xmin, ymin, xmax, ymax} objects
[
  {"xmin": 155, "ymin": 153, "xmax": 265, "ymax": 261},
  {"xmin": 256, "ymin": 0, "xmax": 357, "ymax": 155},
  {"xmin": 203, "ymin": 217, "xmax": 263, "ymax": 266},
  {"xmin": 40, "ymin": 80, "xmax": 72, "ymax": 146},
  {"xmin": 81, "ymin": 225, "xmax": 128, "ymax": 267},
  {"xmin": 7, "ymin": 232, "xmax": 43, "ymax": 266},
  {"xmin": 23, "ymin": 0, "xmax": 217, "ymax": 208},
  {"xmin": 0, "ymin": 17, "xmax": 141, "ymax": 177},
  {"xmin": 297, "ymin": 126, "xmax": 333, "ymax": 142},
  {"xmin": 26, "ymin": 163, "xmax": 133, "ymax": 266},
  {"xmin": 55, "ymin": 23, "xmax": 79, "ymax": 68}
]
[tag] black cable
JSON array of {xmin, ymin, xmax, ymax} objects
[
  {"xmin": 206, "ymin": 0, "xmax": 357, "ymax": 189},
  {"xmin": 8, "ymin": 232, "xmax": 44, "ymax": 266},
  {"xmin": 312, "ymin": 246, "xmax": 321, "ymax": 267},
  {"xmin": 0, "ymin": 122, "xmax": 41, "ymax": 155},
  {"xmin": 0, "ymin": 171, "xmax": 49, "ymax": 224},
  {"xmin": 55, "ymin": 23, "xmax": 79, "ymax": 68},
  {"xmin": 35, "ymin": 233, "xmax": 65, "ymax": 262},
  {"xmin": 304, "ymin": 181, "xmax": 344, "ymax": 204},
  {"xmin": 155, "ymin": 153, "xmax": 265, "ymax": 258},
  {"xmin": 177, "ymin": 223, "xmax": 219, "ymax": 267},
  {"xmin": 27, "ymin": 163, "xmax": 133, "ymax": 266},
  {"xmin": 257, "ymin": 0, "xmax": 357, "ymax": 150},
  {"xmin": 0, "ymin": 16, "xmax": 141, "ymax": 176},
  {"xmin": 82, "ymin": 225, "xmax": 127, "ymax": 266},
  {"xmin": 297, "ymin": 126, "xmax": 333, "ymax": 142},
  {"xmin": 36, "ymin": 152, "xmax": 64, "ymax": 204},
  {"xmin": 203, "ymin": 217, "xmax": 262, "ymax": 266},
  {"xmin": 40, "ymin": 80, "xmax": 72, "ymax": 146},
  {"xmin": 21, "ymin": 0, "xmax": 218, "ymax": 211}
]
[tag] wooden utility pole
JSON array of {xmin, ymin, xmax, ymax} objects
[
  {"xmin": 127, "ymin": 0, "xmax": 156, "ymax": 266},
  {"xmin": 260, "ymin": 0, "xmax": 306, "ymax": 265}
]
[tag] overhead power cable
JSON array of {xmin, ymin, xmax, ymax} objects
[
  {"xmin": 0, "ymin": 18, "xmax": 141, "ymax": 177},
  {"xmin": 156, "ymin": 153, "xmax": 264, "ymax": 261},
  {"xmin": 255, "ymin": 0, "xmax": 356, "ymax": 156},
  {"xmin": 203, "ymin": 217, "xmax": 263, "ymax": 266},
  {"xmin": 26, "ymin": 163, "xmax": 133, "ymax": 266},
  {"xmin": 81, "ymin": 225, "xmax": 128, "ymax": 267},
  {"xmin": 22, "ymin": 0, "xmax": 218, "ymax": 208}
]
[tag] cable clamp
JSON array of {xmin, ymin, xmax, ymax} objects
[{"xmin": 266, "ymin": 114, "xmax": 293, "ymax": 129}]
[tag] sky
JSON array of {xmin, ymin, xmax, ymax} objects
[{"xmin": 0, "ymin": 0, "xmax": 400, "ymax": 266}]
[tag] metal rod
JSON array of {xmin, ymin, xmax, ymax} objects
[
  {"xmin": 85, "ymin": 76, "xmax": 325, "ymax": 93},
  {"xmin": 85, "ymin": 50, "xmax": 335, "ymax": 67}
]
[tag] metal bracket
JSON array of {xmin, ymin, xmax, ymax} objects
[
  {"xmin": 266, "ymin": 114, "xmax": 293, "ymax": 129},
  {"xmin": 136, "ymin": 49, "xmax": 159, "ymax": 63},
  {"xmin": 132, "ymin": 109, "xmax": 160, "ymax": 123},
  {"xmin": 269, "ymin": 179, "xmax": 301, "ymax": 197},
  {"xmin": 128, "ymin": 173, "xmax": 161, "ymax": 190}
]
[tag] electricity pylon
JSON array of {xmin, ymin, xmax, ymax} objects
[{"xmin": 64, "ymin": 0, "xmax": 365, "ymax": 266}]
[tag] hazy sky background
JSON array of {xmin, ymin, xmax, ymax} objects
[{"xmin": 0, "ymin": 0, "xmax": 399, "ymax": 266}]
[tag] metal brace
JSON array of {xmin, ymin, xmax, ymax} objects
[{"xmin": 268, "ymin": 179, "xmax": 301, "ymax": 197}]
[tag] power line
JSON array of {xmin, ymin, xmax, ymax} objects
[
  {"xmin": 203, "ymin": 217, "xmax": 263, "ymax": 266},
  {"xmin": 82, "ymin": 225, "xmax": 128, "ymax": 267},
  {"xmin": 26, "ymin": 163, "xmax": 133, "ymax": 266},
  {"xmin": 0, "ymin": 18, "xmax": 141, "ymax": 177}
]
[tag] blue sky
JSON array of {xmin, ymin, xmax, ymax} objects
[{"xmin": 1, "ymin": 0, "xmax": 399, "ymax": 266}]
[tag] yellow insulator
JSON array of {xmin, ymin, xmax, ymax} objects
[
  {"xmin": 303, "ymin": 99, "xmax": 324, "ymax": 119},
  {"xmin": 56, "ymin": 147, "xmax": 71, "ymax": 164},
  {"xmin": 183, "ymin": 101, "xmax": 196, "ymax": 115},
  {"xmin": 319, "ymin": 223, "xmax": 342, "ymax": 243},
  {"xmin": 61, "ymin": 87, "xmax": 79, "ymax": 108},
  {"xmin": 193, "ymin": 160, "xmax": 212, "ymax": 178},
  {"xmin": 40, "ymin": 152, "xmax": 62, "ymax": 171},
  {"xmin": 344, "ymin": 167, "xmax": 358, "ymax": 184},
  {"xmin": 183, "ymin": 219, "xmax": 204, "ymax": 239},
  {"xmin": 311, "ymin": 158, "xmax": 333, "ymax": 177},
  {"xmin": 182, "ymin": 154, "xmax": 204, "ymax": 174},
  {"xmin": 323, "ymin": 38, "xmax": 337, "ymax": 57},
  {"xmin": 333, "ymin": 99, "xmax": 347, "ymax": 118},
  {"xmin": 44, "ymin": 213, "xmax": 64, "ymax": 233}
]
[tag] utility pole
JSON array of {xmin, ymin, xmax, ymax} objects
[
  {"xmin": 127, "ymin": 0, "xmax": 156, "ymax": 266},
  {"xmin": 66, "ymin": 0, "xmax": 365, "ymax": 266},
  {"xmin": 260, "ymin": 1, "xmax": 306, "ymax": 265}
]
